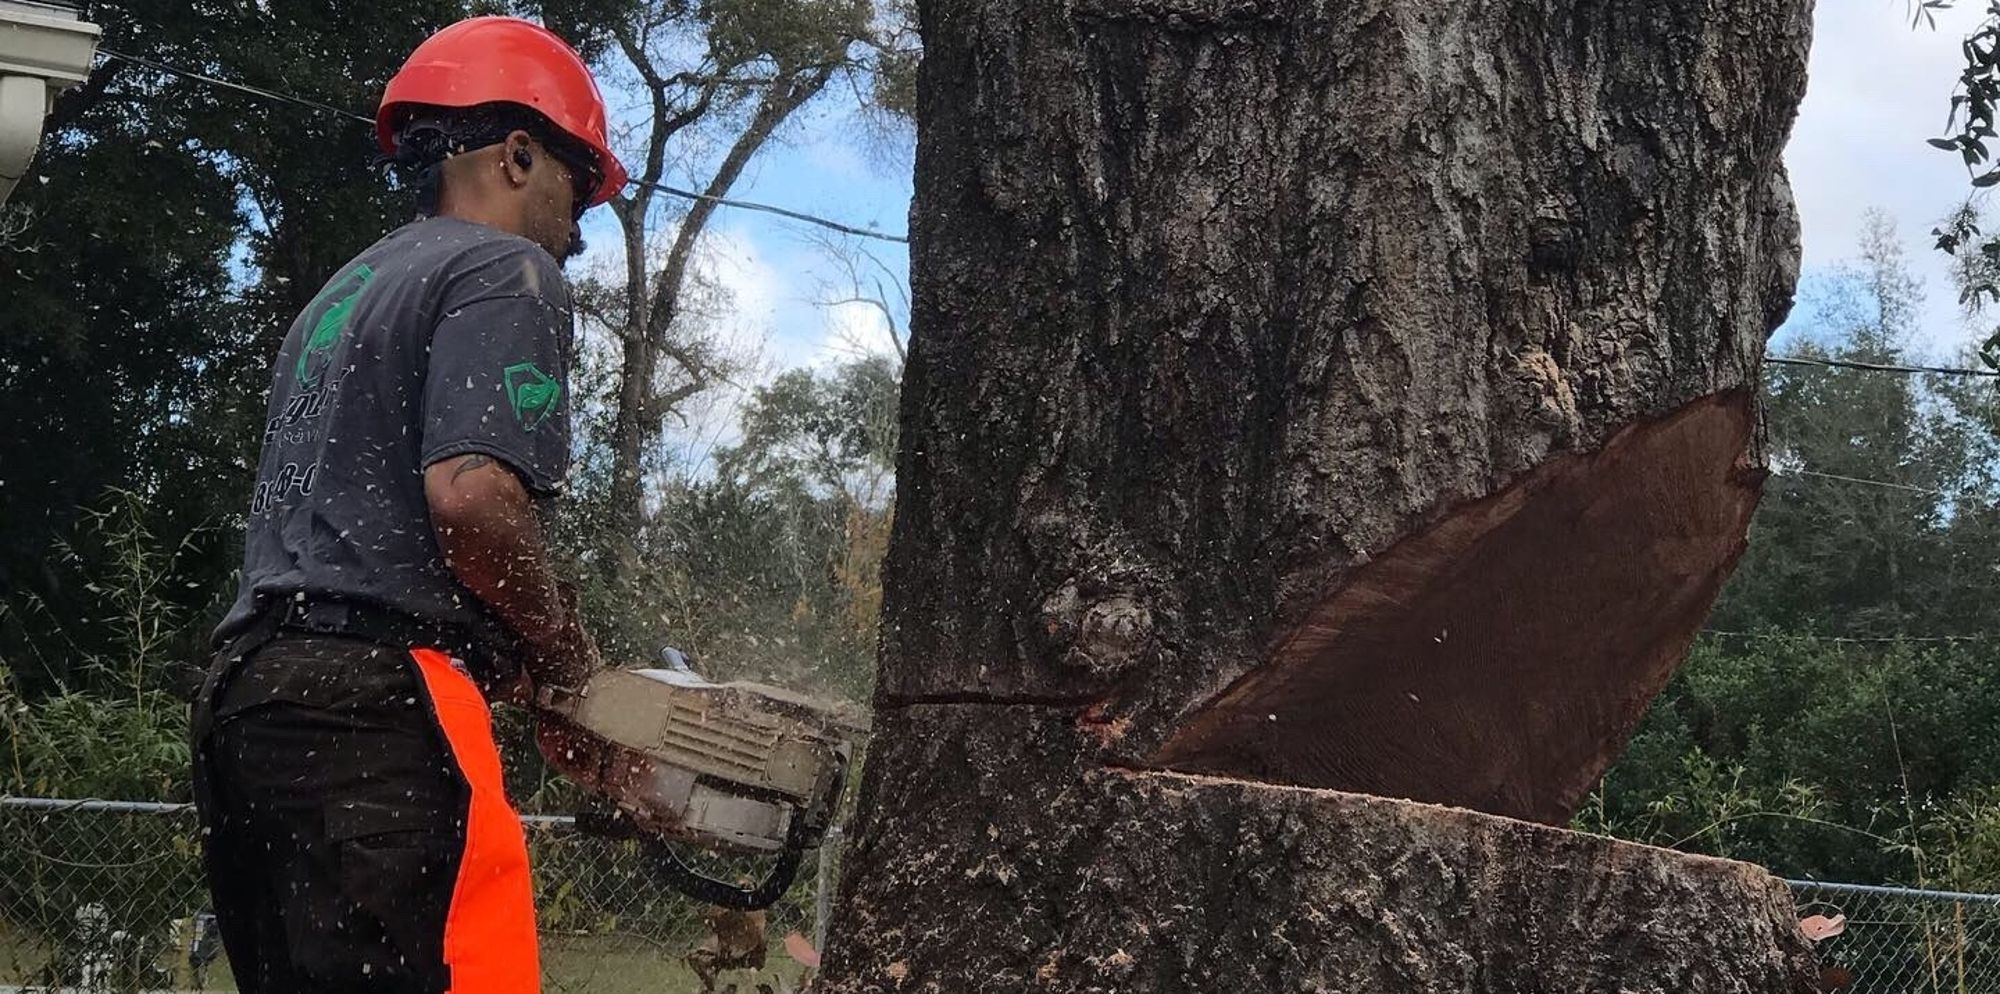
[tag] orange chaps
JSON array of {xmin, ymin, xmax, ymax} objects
[{"xmin": 410, "ymin": 647, "xmax": 541, "ymax": 993}]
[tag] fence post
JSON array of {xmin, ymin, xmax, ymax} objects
[{"xmin": 814, "ymin": 825, "xmax": 842, "ymax": 956}]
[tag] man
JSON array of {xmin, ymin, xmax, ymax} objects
[{"xmin": 191, "ymin": 17, "xmax": 628, "ymax": 994}]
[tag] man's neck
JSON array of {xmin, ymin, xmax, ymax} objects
[{"xmin": 435, "ymin": 200, "xmax": 526, "ymax": 240}]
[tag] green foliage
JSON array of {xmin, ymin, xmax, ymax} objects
[
  {"xmin": 1920, "ymin": 2, "xmax": 2000, "ymax": 364},
  {"xmin": 721, "ymin": 355, "xmax": 899, "ymax": 499},
  {"xmin": 552, "ymin": 358, "xmax": 899, "ymax": 705},
  {"xmin": 701, "ymin": 0, "xmax": 872, "ymax": 69},
  {"xmin": 0, "ymin": 80, "xmax": 247, "ymax": 691},
  {"xmin": 1924, "ymin": 1, "xmax": 2000, "ymax": 186},
  {"xmin": 1911, "ymin": 786, "xmax": 2000, "ymax": 890},
  {"xmin": 1716, "ymin": 215, "xmax": 2000, "ymax": 639},
  {"xmin": 1587, "ymin": 216, "xmax": 2000, "ymax": 886},
  {"xmin": 0, "ymin": 491, "xmax": 201, "ymax": 800},
  {"xmin": 2, "ymin": 0, "xmax": 504, "ymax": 692},
  {"xmin": 1586, "ymin": 637, "xmax": 2000, "ymax": 884},
  {"xmin": 0, "ymin": 682, "xmax": 190, "ymax": 803},
  {"xmin": 867, "ymin": 0, "xmax": 920, "ymax": 120}
]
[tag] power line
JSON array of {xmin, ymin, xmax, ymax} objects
[
  {"xmin": 1766, "ymin": 355, "xmax": 2000, "ymax": 378},
  {"xmin": 98, "ymin": 48, "xmax": 374, "ymax": 126},
  {"xmin": 1703, "ymin": 629, "xmax": 1993, "ymax": 644},
  {"xmin": 92, "ymin": 49, "xmax": 908, "ymax": 244},
  {"xmin": 1780, "ymin": 469, "xmax": 1949, "ymax": 497},
  {"xmin": 629, "ymin": 178, "xmax": 906, "ymax": 243}
]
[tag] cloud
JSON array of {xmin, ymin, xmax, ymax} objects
[
  {"xmin": 698, "ymin": 226, "xmax": 785, "ymax": 364},
  {"xmin": 657, "ymin": 226, "xmax": 789, "ymax": 467},
  {"xmin": 1783, "ymin": 2, "xmax": 1990, "ymax": 350}
]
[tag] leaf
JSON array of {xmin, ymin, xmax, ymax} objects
[
  {"xmin": 1799, "ymin": 913, "xmax": 1848, "ymax": 941},
  {"xmin": 1932, "ymin": 137, "xmax": 1962, "ymax": 150},
  {"xmin": 1980, "ymin": 331, "xmax": 2000, "ymax": 368},
  {"xmin": 1972, "ymin": 167, "xmax": 2000, "ymax": 187},
  {"xmin": 783, "ymin": 931, "xmax": 821, "ymax": 968}
]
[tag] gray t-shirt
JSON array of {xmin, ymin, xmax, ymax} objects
[{"xmin": 215, "ymin": 216, "xmax": 572, "ymax": 647}]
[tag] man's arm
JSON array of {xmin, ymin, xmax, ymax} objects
[{"xmin": 424, "ymin": 452, "xmax": 596, "ymax": 692}]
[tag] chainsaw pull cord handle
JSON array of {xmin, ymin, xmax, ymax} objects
[{"xmin": 644, "ymin": 805, "xmax": 816, "ymax": 910}]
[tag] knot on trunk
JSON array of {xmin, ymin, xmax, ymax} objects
[{"xmin": 1041, "ymin": 582, "xmax": 1157, "ymax": 679}]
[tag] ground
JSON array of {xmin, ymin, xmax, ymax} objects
[{"xmin": 2, "ymin": 923, "xmax": 807, "ymax": 993}]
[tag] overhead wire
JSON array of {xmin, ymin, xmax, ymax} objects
[
  {"xmin": 98, "ymin": 47, "xmax": 374, "ymax": 126},
  {"xmin": 1779, "ymin": 469, "xmax": 1951, "ymax": 497},
  {"xmin": 93, "ymin": 48, "xmax": 908, "ymax": 244},
  {"xmin": 1766, "ymin": 355, "xmax": 2000, "ymax": 378},
  {"xmin": 1703, "ymin": 630, "xmax": 1993, "ymax": 644},
  {"xmin": 629, "ymin": 177, "xmax": 905, "ymax": 243}
]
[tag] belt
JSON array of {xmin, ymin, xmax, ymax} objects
[{"xmin": 220, "ymin": 595, "xmax": 518, "ymax": 687}]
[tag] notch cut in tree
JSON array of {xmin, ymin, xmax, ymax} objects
[{"xmin": 819, "ymin": 0, "xmax": 1824, "ymax": 990}]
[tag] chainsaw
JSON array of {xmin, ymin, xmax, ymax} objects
[{"xmin": 536, "ymin": 650, "xmax": 867, "ymax": 910}]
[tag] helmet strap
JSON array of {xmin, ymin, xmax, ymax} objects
[{"xmin": 378, "ymin": 104, "xmax": 598, "ymax": 219}]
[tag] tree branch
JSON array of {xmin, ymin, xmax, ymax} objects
[
  {"xmin": 641, "ymin": 61, "xmax": 843, "ymax": 348},
  {"xmin": 665, "ymin": 71, "xmax": 781, "ymax": 88},
  {"xmin": 43, "ymin": 60, "xmax": 125, "ymax": 136}
]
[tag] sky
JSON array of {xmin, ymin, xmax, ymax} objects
[
  {"xmin": 572, "ymin": 86, "xmax": 914, "ymax": 376},
  {"xmin": 1784, "ymin": 0, "xmax": 1993, "ymax": 353},
  {"xmin": 576, "ymin": 0, "xmax": 1998, "ymax": 443}
]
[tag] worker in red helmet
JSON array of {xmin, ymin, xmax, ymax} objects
[{"xmin": 189, "ymin": 17, "xmax": 625, "ymax": 994}]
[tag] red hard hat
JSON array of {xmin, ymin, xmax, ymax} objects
[{"xmin": 377, "ymin": 16, "xmax": 629, "ymax": 207}]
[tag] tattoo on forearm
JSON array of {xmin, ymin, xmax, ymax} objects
[{"xmin": 452, "ymin": 454, "xmax": 494, "ymax": 483}]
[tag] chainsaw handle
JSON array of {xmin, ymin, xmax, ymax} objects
[
  {"xmin": 645, "ymin": 836, "xmax": 804, "ymax": 911},
  {"xmin": 576, "ymin": 802, "xmax": 812, "ymax": 911}
]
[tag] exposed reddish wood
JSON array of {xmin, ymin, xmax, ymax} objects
[{"xmin": 1152, "ymin": 390, "xmax": 1764, "ymax": 823}]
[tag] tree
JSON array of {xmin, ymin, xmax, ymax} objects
[
  {"xmin": 0, "ymin": 0, "xmax": 487, "ymax": 717},
  {"xmin": 817, "ymin": 0, "xmax": 1824, "ymax": 989},
  {"xmin": 1918, "ymin": 2, "xmax": 2000, "ymax": 360},
  {"xmin": 552, "ymin": 357, "xmax": 899, "ymax": 700},
  {"xmin": 1715, "ymin": 213, "xmax": 2000, "ymax": 639},
  {"xmin": 0, "ymin": 17, "xmax": 249, "ymax": 693},
  {"xmin": 532, "ymin": 0, "xmax": 916, "ymax": 565}
]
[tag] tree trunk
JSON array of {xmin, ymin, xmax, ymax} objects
[{"xmin": 820, "ymin": 0, "xmax": 1819, "ymax": 989}]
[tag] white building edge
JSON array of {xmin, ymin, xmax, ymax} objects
[{"xmin": 0, "ymin": 0, "xmax": 100, "ymax": 205}]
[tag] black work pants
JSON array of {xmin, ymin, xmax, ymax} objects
[{"xmin": 191, "ymin": 633, "xmax": 539, "ymax": 994}]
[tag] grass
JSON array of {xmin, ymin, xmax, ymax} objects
[
  {"xmin": 2, "ymin": 923, "xmax": 807, "ymax": 993},
  {"xmin": 544, "ymin": 932, "xmax": 808, "ymax": 993}
]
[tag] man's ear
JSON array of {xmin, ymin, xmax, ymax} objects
[{"xmin": 502, "ymin": 130, "xmax": 537, "ymax": 186}]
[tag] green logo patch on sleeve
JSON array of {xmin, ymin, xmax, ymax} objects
[{"xmin": 503, "ymin": 361, "xmax": 562, "ymax": 431}]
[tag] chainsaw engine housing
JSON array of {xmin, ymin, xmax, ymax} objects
[{"xmin": 548, "ymin": 667, "xmax": 865, "ymax": 857}]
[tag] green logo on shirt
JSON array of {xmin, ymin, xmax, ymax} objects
[
  {"xmin": 296, "ymin": 263, "xmax": 375, "ymax": 388},
  {"xmin": 504, "ymin": 361, "xmax": 561, "ymax": 431}
]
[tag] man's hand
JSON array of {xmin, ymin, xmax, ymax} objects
[
  {"xmin": 524, "ymin": 581, "xmax": 602, "ymax": 694},
  {"xmin": 534, "ymin": 712, "xmax": 695, "ymax": 839},
  {"xmin": 424, "ymin": 452, "xmax": 600, "ymax": 693}
]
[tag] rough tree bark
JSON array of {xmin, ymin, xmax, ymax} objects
[{"xmin": 820, "ymin": 0, "xmax": 1819, "ymax": 989}]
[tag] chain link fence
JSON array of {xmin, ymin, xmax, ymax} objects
[
  {"xmin": 5, "ymin": 797, "xmax": 1998, "ymax": 993},
  {"xmin": 0, "ymin": 798, "xmax": 836, "ymax": 993},
  {"xmin": 1790, "ymin": 879, "xmax": 2000, "ymax": 993}
]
